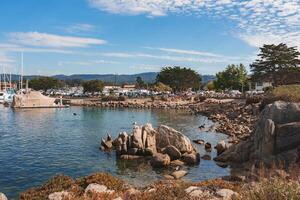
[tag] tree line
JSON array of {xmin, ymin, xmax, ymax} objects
[{"xmin": 28, "ymin": 43, "xmax": 300, "ymax": 93}]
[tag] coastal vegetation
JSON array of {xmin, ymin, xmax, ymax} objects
[
  {"xmin": 82, "ymin": 80, "xmax": 104, "ymax": 94},
  {"xmin": 214, "ymin": 64, "xmax": 248, "ymax": 92},
  {"xmin": 250, "ymin": 43, "xmax": 300, "ymax": 86},
  {"xmin": 29, "ymin": 77, "xmax": 64, "ymax": 92},
  {"xmin": 156, "ymin": 67, "xmax": 202, "ymax": 92}
]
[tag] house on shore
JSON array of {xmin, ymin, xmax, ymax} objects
[{"xmin": 249, "ymin": 81, "xmax": 272, "ymax": 91}]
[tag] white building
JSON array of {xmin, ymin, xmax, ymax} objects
[{"xmin": 249, "ymin": 81, "xmax": 272, "ymax": 91}]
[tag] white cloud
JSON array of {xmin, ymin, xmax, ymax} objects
[
  {"xmin": 98, "ymin": 51, "xmax": 248, "ymax": 63},
  {"xmin": 0, "ymin": 53, "xmax": 14, "ymax": 63},
  {"xmin": 0, "ymin": 43, "xmax": 74, "ymax": 54},
  {"xmin": 88, "ymin": 0, "xmax": 300, "ymax": 48},
  {"xmin": 62, "ymin": 23, "xmax": 95, "ymax": 33},
  {"xmin": 58, "ymin": 60, "xmax": 119, "ymax": 66},
  {"xmin": 8, "ymin": 32, "xmax": 107, "ymax": 48}
]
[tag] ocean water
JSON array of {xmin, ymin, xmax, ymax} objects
[{"xmin": 0, "ymin": 106, "xmax": 229, "ymax": 198}]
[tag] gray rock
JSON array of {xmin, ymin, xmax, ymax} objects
[
  {"xmin": 216, "ymin": 189, "xmax": 239, "ymax": 200},
  {"xmin": 101, "ymin": 138, "xmax": 113, "ymax": 149},
  {"xmin": 0, "ymin": 193, "xmax": 8, "ymax": 200},
  {"xmin": 171, "ymin": 170, "xmax": 187, "ymax": 179},
  {"xmin": 143, "ymin": 123, "xmax": 157, "ymax": 155},
  {"xmin": 120, "ymin": 155, "xmax": 142, "ymax": 160},
  {"xmin": 170, "ymin": 159, "xmax": 185, "ymax": 166},
  {"xmin": 132, "ymin": 126, "xmax": 144, "ymax": 149},
  {"xmin": 150, "ymin": 153, "xmax": 171, "ymax": 167},
  {"xmin": 156, "ymin": 125, "xmax": 194, "ymax": 154},
  {"xmin": 48, "ymin": 191, "xmax": 70, "ymax": 200},
  {"xmin": 85, "ymin": 184, "xmax": 114, "ymax": 196},
  {"xmin": 215, "ymin": 140, "xmax": 228, "ymax": 156},
  {"xmin": 162, "ymin": 145, "xmax": 182, "ymax": 161},
  {"xmin": 128, "ymin": 148, "xmax": 139, "ymax": 155},
  {"xmin": 181, "ymin": 152, "xmax": 200, "ymax": 165},
  {"xmin": 215, "ymin": 101, "xmax": 300, "ymax": 166},
  {"xmin": 205, "ymin": 142, "xmax": 212, "ymax": 152}
]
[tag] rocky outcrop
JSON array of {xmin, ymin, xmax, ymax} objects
[
  {"xmin": 0, "ymin": 193, "xmax": 8, "ymax": 200},
  {"xmin": 101, "ymin": 123, "xmax": 200, "ymax": 167},
  {"xmin": 156, "ymin": 125, "xmax": 194, "ymax": 154},
  {"xmin": 215, "ymin": 101, "xmax": 300, "ymax": 166}
]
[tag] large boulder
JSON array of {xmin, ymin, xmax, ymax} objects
[
  {"xmin": 214, "ymin": 140, "xmax": 229, "ymax": 156},
  {"xmin": 143, "ymin": 123, "xmax": 157, "ymax": 155},
  {"xmin": 150, "ymin": 153, "xmax": 171, "ymax": 167},
  {"xmin": 0, "ymin": 193, "xmax": 7, "ymax": 200},
  {"xmin": 156, "ymin": 125, "xmax": 194, "ymax": 154},
  {"xmin": 181, "ymin": 152, "xmax": 200, "ymax": 165},
  {"xmin": 215, "ymin": 101, "xmax": 300, "ymax": 166},
  {"xmin": 114, "ymin": 132, "xmax": 129, "ymax": 155},
  {"xmin": 162, "ymin": 145, "xmax": 181, "ymax": 161},
  {"xmin": 132, "ymin": 126, "xmax": 144, "ymax": 149}
]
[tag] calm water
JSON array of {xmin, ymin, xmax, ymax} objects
[{"xmin": 0, "ymin": 105, "xmax": 229, "ymax": 198}]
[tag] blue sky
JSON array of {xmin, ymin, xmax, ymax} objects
[{"xmin": 0, "ymin": 0, "xmax": 299, "ymax": 75}]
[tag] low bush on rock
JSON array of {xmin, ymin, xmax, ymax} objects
[
  {"xmin": 20, "ymin": 175, "xmax": 74, "ymax": 200},
  {"xmin": 260, "ymin": 84, "xmax": 300, "ymax": 110}
]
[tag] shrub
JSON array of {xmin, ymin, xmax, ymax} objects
[
  {"xmin": 272, "ymin": 84, "xmax": 300, "ymax": 102},
  {"xmin": 240, "ymin": 177, "xmax": 300, "ymax": 200},
  {"xmin": 194, "ymin": 95, "xmax": 206, "ymax": 102},
  {"xmin": 101, "ymin": 95, "xmax": 119, "ymax": 102},
  {"xmin": 259, "ymin": 84, "xmax": 300, "ymax": 110},
  {"xmin": 20, "ymin": 175, "xmax": 74, "ymax": 200}
]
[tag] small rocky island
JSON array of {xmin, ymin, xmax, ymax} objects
[{"xmin": 101, "ymin": 123, "xmax": 200, "ymax": 171}]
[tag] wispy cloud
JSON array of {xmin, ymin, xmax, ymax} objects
[
  {"xmin": 130, "ymin": 64, "xmax": 161, "ymax": 71},
  {"xmin": 58, "ymin": 60, "xmax": 119, "ymax": 66},
  {"xmin": 0, "ymin": 53, "xmax": 14, "ymax": 63},
  {"xmin": 0, "ymin": 43, "xmax": 74, "ymax": 54},
  {"xmin": 88, "ymin": 0, "xmax": 300, "ymax": 48},
  {"xmin": 98, "ymin": 51, "xmax": 248, "ymax": 63},
  {"xmin": 62, "ymin": 23, "xmax": 96, "ymax": 33},
  {"xmin": 8, "ymin": 32, "xmax": 107, "ymax": 48}
]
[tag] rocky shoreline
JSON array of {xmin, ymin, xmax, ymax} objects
[
  {"xmin": 17, "ymin": 172, "xmax": 242, "ymax": 200},
  {"xmin": 69, "ymin": 98, "xmax": 258, "ymax": 142}
]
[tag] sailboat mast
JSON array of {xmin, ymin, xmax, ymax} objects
[{"xmin": 21, "ymin": 52, "xmax": 24, "ymax": 90}]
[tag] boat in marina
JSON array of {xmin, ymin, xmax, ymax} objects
[{"xmin": 11, "ymin": 89, "xmax": 67, "ymax": 108}]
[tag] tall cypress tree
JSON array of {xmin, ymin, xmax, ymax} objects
[{"xmin": 250, "ymin": 43, "xmax": 300, "ymax": 86}]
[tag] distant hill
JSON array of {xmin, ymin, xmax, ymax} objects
[
  {"xmin": 5, "ymin": 73, "xmax": 215, "ymax": 84},
  {"xmin": 52, "ymin": 72, "xmax": 158, "ymax": 84}
]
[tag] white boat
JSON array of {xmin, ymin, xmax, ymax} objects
[
  {"xmin": 0, "ymin": 91, "xmax": 4, "ymax": 103},
  {"xmin": 11, "ymin": 90, "xmax": 67, "ymax": 109}
]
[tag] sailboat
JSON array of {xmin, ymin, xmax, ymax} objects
[{"xmin": 0, "ymin": 67, "xmax": 15, "ymax": 105}]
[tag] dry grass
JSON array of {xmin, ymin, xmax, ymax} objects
[
  {"xmin": 19, "ymin": 173, "xmax": 126, "ymax": 200},
  {"xmin": 272, "ymin": 84, "xmax": 300, "ymax": 102},
  {"xmin": 240, "ymin": 177, "xmax": 300, "ymax": 200},
  {"xmin": 260, "ymin": 84, "xmax": 300, "ymax": 110}
]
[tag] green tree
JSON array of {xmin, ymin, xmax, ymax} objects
[
  {"xmin": 214, "ymin": 64, "xmax": 248, "ymax": 92},
  {"xmin": 156, "ymin": 66, "xmax": 201, "ymax": 92},
  {"xmin": 250, "ymin": 43, "xmax": 300, "ymax": 86},
  {"xmin": 206, "ymin": 81, "xmax": 215, "ymax": 91},
  {"xmin": 152, "ymin": 82, "xmax": 172, "ymax": 92},
  {"xmin": 82, "ymin": 80, "xmax": 104, "ymax": 94},
  {"xmin": 136, "ymin": 76, "xmax": 145, "ymax": 88},
  {"xmin": 29, "ymin": 77, "xmax": 64, "ymax": 91}
]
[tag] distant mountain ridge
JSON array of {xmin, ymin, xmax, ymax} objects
[{"xmin": 5, "ymin": 72, "xmax": 215, "ymax": 84}]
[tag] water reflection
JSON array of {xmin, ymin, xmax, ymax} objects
[{"xmin": 0, "ymin": 106, "xmax": 230, "ymax": 198}]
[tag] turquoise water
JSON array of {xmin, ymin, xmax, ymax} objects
[{"xmin": 0, "ymin": 106, "xmax": 229, "ymax": 198}]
